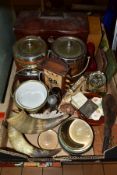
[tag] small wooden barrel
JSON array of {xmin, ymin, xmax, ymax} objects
[
  {"xmin": 51, "ymin": 36, "xmax": 87, "ymax": 82},
  {"xmin": 13, "ymin": 35, "xmax": 47, "ymax": 71}
]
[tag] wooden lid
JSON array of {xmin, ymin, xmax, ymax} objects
[{"xmin": 41, "ymin": 57, "xmax": 69, "ymax": 76}]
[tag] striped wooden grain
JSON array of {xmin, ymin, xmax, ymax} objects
[
  {"xmin": 1, "ymin": 167, "xmax": 22, "ymax": 175},
  {"xmin": 43, "ymin": 167, "xmax": 62, "ymax": 175},
  {"xmin": 103, "ymin": 162, "xmax": 117, "ymax": 175},
  {"xmin": 0, "ymin": 162, "xmax": 117, "ymax": 175},
  {"xmin": 82, "ymin": 163, "xmax": 104, "ymax": 175},
  {"xmin": 22, "ymin": 167, "xmax": 42, "ymax": 175},
  {"xmin": 63, "ymin": 164, "xmax": 83, "ymax": 175}
]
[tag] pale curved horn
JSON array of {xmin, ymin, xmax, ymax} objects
[
  {"xmin": 8, "ymin": 125, "xmax": 61, "ymax": 157},
  {"xmin": 7, "ymin": 110, "xmax": 69, "ymax": 134}
]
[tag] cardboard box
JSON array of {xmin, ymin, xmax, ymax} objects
[
  {"xmin": 0, "ymin": 20, "xmax": 117, "ymax": 163},
  {"xmin": 0, "ymin": 62, "xmax": 16, "ymax": 117},
  {"xmin": 88, "ymin": 16, "xmax": 102, "ymax": 55},
  {"xmin": 0, "ymin": 52, "xmax": 117, "ymax": 163}
]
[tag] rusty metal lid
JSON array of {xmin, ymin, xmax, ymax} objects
[
  {"xmin": 13, "ymin": 36, "xmax": 47, "ymax": 62},
  {"xmin": 52, "ymin": 36, "xmax": 86, "ymax": 61}
]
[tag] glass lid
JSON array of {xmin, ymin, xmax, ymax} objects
[
  {"xmin": 52, "ymin": 36, "xmax": 86, "ymax": 59},
  {"xmin": 13, "ymin": 36, "xmax": 47, "ymax": 60}
]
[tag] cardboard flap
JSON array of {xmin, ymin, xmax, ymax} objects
[
  {"xmin": 105, "ymin": 49, "xmax": 117, "ymax": 82},
  {"xmin": 0, "ymin": 149, "xmax": 28, "ymax": 162},
  {"xmin": 104, "ymin": 146, "xmax": 117, "ymax": 160}
]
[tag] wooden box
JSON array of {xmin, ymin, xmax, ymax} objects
[{"xmin": 13, "ymin": 11, "xmax": 89, "ymax": 43}]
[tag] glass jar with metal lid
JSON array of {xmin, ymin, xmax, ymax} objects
[
  {"xmin": 51, "ymin": 36, "xmax": 87, "ymax": 80},
  {"xmin": 13, "ymin": 35, "xmax": 47, "ymax": 70},
  {"xmin": 87, "ymin": 71, "xmax": 107, "ymax": 93}
]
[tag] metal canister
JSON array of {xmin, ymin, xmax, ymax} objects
[
  {"xmin": 87, "ymin": 71, "xmax": 107, "ymax": 93},
  {"xmin": 51, "ymin": 36, "xmax": 87, "ymax": 80},
  {"xmin": 13, "ymin": 35, "xmax": 47, "ymax": 70}
]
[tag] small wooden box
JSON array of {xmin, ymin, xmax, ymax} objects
[{"xmin": 41, "ymin": 58, "xmax": 69, "ymax": 91}]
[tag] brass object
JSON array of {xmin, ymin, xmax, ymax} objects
[{"xmin": 58, "ymin": 117, "xmax": 93, "ymax": 154}]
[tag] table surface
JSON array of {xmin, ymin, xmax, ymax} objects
[{"xmin": 0, "ymin": 162, "xmax": 117, "ymax": 175}]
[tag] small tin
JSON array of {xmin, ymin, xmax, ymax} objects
[{"xmin": 87, "ymin": 71, "xmax": 107, "ymax": 93}]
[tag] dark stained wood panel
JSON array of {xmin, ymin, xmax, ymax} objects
[
  {"xmin": 0, "ymin": 168, "xmax": 2, "ymax": 175},
  {"xmin": 11, "ymin": 0, "xmax": 41, "ymax": 6},
  {"xmin": 1, "ymin": 167, "xmax": 22, "ymax": 175},
  {"xmin": 63, "ymin": 165, "xmax": 83, "ymax": 175},
  {"xmin": 82, "ymin": 163, "xmax": 104, "ymax": 175},
  {"xmin": 43, "ymin": 167, "xmax": 62, "ymax": 175},
  {"xmin": 22, "ymin": 167, "xmax": 42, "ymax": 175}
]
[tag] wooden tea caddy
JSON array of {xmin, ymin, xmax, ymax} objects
[{"xmin": 40, "ymin": 57, "xmax": 70, "ymax": 92}]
